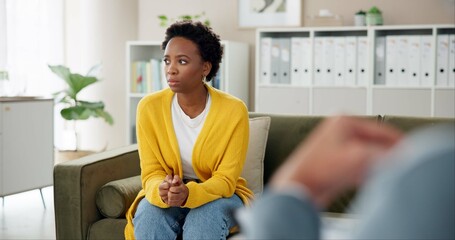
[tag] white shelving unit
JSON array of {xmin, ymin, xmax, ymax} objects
[
  {"xmin": 126, "ymin": 40, "xmax": 249, "ymax": 144},
  {"xmin": 255, "ymin": 25, "xmax": 455, "ymax": 118}
]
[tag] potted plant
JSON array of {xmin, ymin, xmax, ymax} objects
[
  {"xmin": 366, "ymin": 6, "xmax": 383, "ymax": 26},
  {"xmin": 354, "ymin": 10, "xmax": 366, "ymax": 26},
  {"xmin": 48, "ymin": 64, "xmax": 113, "ymax": 151}
]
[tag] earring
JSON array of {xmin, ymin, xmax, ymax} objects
[{"xmin": 202, "ymin": 75, "xmax": 207, "ymax": 82}]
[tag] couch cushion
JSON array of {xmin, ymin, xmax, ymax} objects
[
  {"xmin": 242, "ymin": 116, "xmax": 271, "ymax": 196},
  {"xmin": 96, "ymin": 175, "xmax": 142, "ymax": 218}
]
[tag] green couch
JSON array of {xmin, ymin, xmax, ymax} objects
[{"xmin": 53, "ymin": 113, "xmax": 454, "ymax": 240}]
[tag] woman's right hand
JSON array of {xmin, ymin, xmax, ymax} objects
[{"xmin": 158, "ymin": 175, "xmax": 173, "ymax": 204}]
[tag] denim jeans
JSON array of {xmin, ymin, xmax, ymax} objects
[{"xmin": 133, "ymin": 194, "xmax": 243, "ymax": 240}]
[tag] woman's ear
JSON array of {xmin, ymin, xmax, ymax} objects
[{"xmin": 203, "ymin": 61, "xmax": 212, "ymax": 76}]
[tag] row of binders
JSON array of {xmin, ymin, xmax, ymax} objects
[
  {"xmin": 260, "ymin": 34, "xmax": 455, "ymax": 87},
  {"xmin": 376, "ymin": 34, "xmax": 455, "ymax": 87},
  {"xmin": 260, "ymin": 36, "xmax": 369, "ymax": 86},
  {"xmin": 130, "ymin": 59, "xmax": 166, "ymax": 94}
]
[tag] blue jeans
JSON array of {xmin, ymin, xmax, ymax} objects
[{"xmin": 133, "ymin": 194, "xmax": 243, "ymax": 240}]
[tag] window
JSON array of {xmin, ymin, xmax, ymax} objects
[{"xmin": 1, "ymin": 0, "xmax": 64, "ymax": 96}]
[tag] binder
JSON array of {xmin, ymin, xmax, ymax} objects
[
  {"xmin": 291, "ymin": 37, "xmax": 304, "ymax": 85},
  {"xmin": 385, "ymin": 35, "xmax": 399, "ymax": 86},
  {"xmin": 301, "ymin": 38, "xmax": 312, "ymax": 86},
  {"xmin": 396, "ymin": 36, "xmax": 410, "ymax": 86},
  {"xmin": 333, "ymin": 37, "xmax": 346, "ymax": 86},
  {"xmin": 270, "ymin": 38, "xmax": 281, "ymax": 84},
  {"xmin": 420, "ymin": 35, "xmax": 433, "ymax": 86},
  {"xmin": 449, "ymin": 34, "xmax": 455, "ymax": 87},
  {"xmin": 436, "ymin": 34, "xmax": 449, "ymax": 86},
  {"xmin": 313, "ymin": 37, "xmax": 324, "ymax": 85},
  {"xmin": 357, "ymin": 36, "xmax": 368, "ymax": 86},
  {"xmin": 260, "ymin": 37, "xmax": 272, "ymax": 84},
  {"xmin": 279, "ymin": 38, "xmax": 291, "ymax": 84},
  {"xmin": 344, "ymin": 36, "xmax": 357, "ymax": 86},
  {"xmin": 374, "ymin": 36, "xmax": 386, "ymax": 85},
  {"xmin": 322, "ymin": 37, "xmax": 335, "ymax": 85},
  {"xmin": 407, "ymin": 35, "xmax": 421, "ymax": 86}
]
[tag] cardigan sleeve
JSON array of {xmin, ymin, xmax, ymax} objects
[{"xmin": 136, "ymin": 94, "xmax": 174, "ymax": 208}]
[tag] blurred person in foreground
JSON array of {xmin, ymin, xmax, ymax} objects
[{"xmin": 239, "ymin": 116, "xmax": 454, "ymax": 239}]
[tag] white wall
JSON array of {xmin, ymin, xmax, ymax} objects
[{"xmin": 65, "ymin": 0, "xmax": 138, "ymax": 150}]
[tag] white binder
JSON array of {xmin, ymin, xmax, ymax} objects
[
  {"xmin": 374, "ymin": 36, "xmax": 386, "ymax": 85},
  {"xmin": 279, "ymin": 38, "xmax": 291, "ymax": 84},
  {"xmin": 322, "ymin": 37, "xmax": 335, "ymax": 85},
  {"xmin": 260, "ymin": 37, "xmax": 272, "ymax": 85},
  {"xmin": 344, "ymin": 36, "xmax": 357, "ymax": 86},
  {"xmin": 357, "ymin": 36, "xmax": 368, "ymax": 86},
  {"xmin": 407, "ymin": 36, "xmax": 421, "ymax": 86},
  {"xmin": 396, "ymin": 36, "xmax": 410, "ymax": 86},
  {"xmin": 291, "ymin": 37, "xmax": 304, "ymax": 85},
  {"xmin": 313, "ymin": 37, "xmax": 324, "ymax": 85},
  {"xmin": 386, "ymin": 35, "xmax": 399, "ymax": 86},
  {"xmin": 420, "ymin": 35, "xmax": 433, "ymax": 86},
  {"xmin": 436, "ymin": 34, "xmax": 449, "ymax": 86},
  {"xmin": 301, "ymin": 38, "xmax": 312, "ymax": 86},
  {"xmin": 449, "ymin": 34, "xmax": 455, "ymax": 87},
  {"xmin": 333, "ymin": 37, "xmax": 346, "ymax": 86},
  {"xmin": 271, "ymin": 38, "xmax": 281, "ymax": 84}
]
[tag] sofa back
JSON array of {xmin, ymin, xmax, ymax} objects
[{"xmin": 248, "ymin": 113, "xmax": 454, "ymax": 212}]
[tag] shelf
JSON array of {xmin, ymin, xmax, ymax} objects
[{"xmin": 255, "ymin": 24, "xmax": 455, "ymax": 118}]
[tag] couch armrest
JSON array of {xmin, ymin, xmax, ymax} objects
[{"xmin": 54, "ymin": 144, "xmax": 140, "ymax": 240}]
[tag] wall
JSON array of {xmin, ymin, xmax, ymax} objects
[
  {"xmin": 65, "ymin": 0, "xmax": 138, "ymax": 150},
  {"xmin": 65, "ymin": 0, "xmax": 454, "ymax": 150}
]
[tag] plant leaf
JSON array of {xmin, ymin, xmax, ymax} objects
[
  {"xmin": 49, "ymin": 65, "xmax": 71, "ymax": 84},
  {"xmin": 68, "ymin": 74, "xmax": 98, "ymax": 97}
]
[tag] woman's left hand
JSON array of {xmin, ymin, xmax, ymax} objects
[{"xmin": 167, "ymin": 175, "xmax": 189, "ymax": 207}]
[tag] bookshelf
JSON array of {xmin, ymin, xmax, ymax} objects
[
  {"xmin": 255, "ymin": 25, "xmax": 455, "ymax": 118},
  {"xmin": 126, "ymin": 41, "xmax": 249, "ymax": 144}
]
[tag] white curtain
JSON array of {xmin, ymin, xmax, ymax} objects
[{"xmin": 3, "ymin": 0, "xmax": 64, "ymax": 96}]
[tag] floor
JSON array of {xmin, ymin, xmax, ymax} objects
[{"xmin": 0, "ymin": 187, "xmax": 55, "ymax": 239}]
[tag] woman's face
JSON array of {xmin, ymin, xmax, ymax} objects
[{"xmin": 163, "ymin": 37, "xmax": 211, "ymax": 93}]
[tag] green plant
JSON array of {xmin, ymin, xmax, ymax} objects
[
  {"xmin": 356, "ymin": 10, "xmax": 366, "ymax": 15},
  {"xmin": 158, "ymin": 12, "xmax": 211, "ymax": 27},
  {"xmin": 368, "ymin": 6, "xmax": 382, "ymax": 14},
  {"xmin": 48, "ymin": 64, "xmax": 113, "ymax": 125}
]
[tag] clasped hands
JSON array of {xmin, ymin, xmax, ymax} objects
[{"xmin": 159, "ymin": 175, "xmax": 189, "ymax": 207}]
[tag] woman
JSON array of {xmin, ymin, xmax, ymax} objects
[{"xmin": 124, "ymin": 20, "xmax": 253, "ymax": 239}]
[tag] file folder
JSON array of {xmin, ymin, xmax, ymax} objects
[
  {"xmin": 344, "ymin": 36, "xmax": 357, "ymax": 86},
  {"xmin": 420, "ymin": 35, "xmax": 433, "ymax": 86},
  {"xmin": 386, "ymin": 35, "xmax": 399, "ymax": 86},
  {"xmin": 260, "ymin": 37, "xmax": 272, "ymax": 84},
  {"xmin": 333, "ymin": 37, "xmax": 346, "ymax": 86},
  {"xmin": 279, "ymin": 38, "xmax": 291, "ymax": 84},
  {"xmin": 357, "ymin": 36, "xmax": 368, "ymax": 86},
  {"xmin": 436, "ymin": 34, "xmax": 449, "ymax": 86},
  {"xmin": 374, "ymin": 36, "xmax": 386, "ymax": 85},
  {"xmin": 449, "ymin": 34, "xmax": 455, "ymax": 87}
]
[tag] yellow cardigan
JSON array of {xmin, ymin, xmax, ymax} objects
[{"xmin": 124, "ymin": 85, "xmax": 254, "ymax": 239}]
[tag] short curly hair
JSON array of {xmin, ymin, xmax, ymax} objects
[{"xmin": 162, "ymin": 20, "xmax": 223, "ymax": 81}]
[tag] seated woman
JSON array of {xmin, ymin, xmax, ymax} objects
[{"xmin": 124, "ymin": 20, "xmax": 253, "ymax": 240}]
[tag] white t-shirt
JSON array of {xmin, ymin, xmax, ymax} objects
[{"xmin": 171, "ymin": 93, "xmax": 211, "ymax": 180}]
